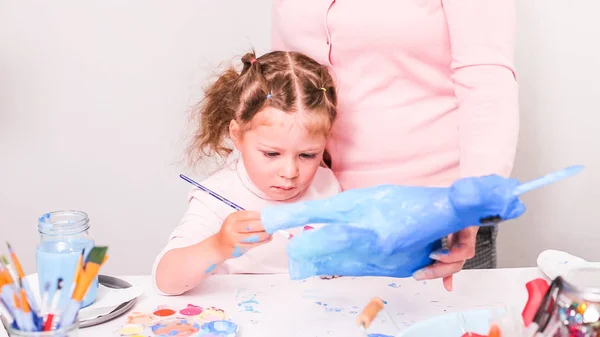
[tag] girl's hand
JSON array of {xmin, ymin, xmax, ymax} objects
[
  {"xmin": 215, "ymin": 210, "xmax": 272, "ymax": 259},
  {"xmin": 412, "ymin": 226, "xmax": 477, "ymax": 291}
]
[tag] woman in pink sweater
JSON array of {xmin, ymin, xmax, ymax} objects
[{"xmin": 272, "ymin": 0, "xmax": 519, "ymax": 290}]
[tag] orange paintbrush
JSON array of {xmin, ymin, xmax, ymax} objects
[{"xmin": 59, "ymin": 246, "xmax": 108, "ymax": 328}]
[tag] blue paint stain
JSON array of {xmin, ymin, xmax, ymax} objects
[
  {"xmin": 232, "ymin": 246, "xmax": 244, "ymax": 257},
  {"xmin": 205, "ymin": 264, "xmax": 217, "ymax": 273},
  {"xmin": 238, "ymin": 299, "xmax": 259, "ymax": 312},
  {"xmin": 367, "ymin": 334, "xmax": 394, "ymax": 337},
  {"xmin": 388, "ymin": 283, "xmax": 400, "ymax": 288},
  {"xmin": 241, "ymin": 235, "xmax": 259, "ymax": 243},
  {"xmin": 382, "ymin": 300, "xmax": 388, "ymax": 304}
]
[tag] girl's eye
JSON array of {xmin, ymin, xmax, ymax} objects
[
  {"xmin": 263, "ymin": 152, "xmax": 280, "ymax": 158},
  {"xmin": 300, "ymin": 153, "xmax": 317, "ymax": 159}
]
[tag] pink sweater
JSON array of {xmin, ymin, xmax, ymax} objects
[{"xmin": 272, "ymin": 0, "xmax": 519, "ymax": 189}]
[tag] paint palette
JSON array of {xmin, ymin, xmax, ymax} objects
[{"xmin": 116, "ymin": 304, "xmax": 238, "ymax": 337}]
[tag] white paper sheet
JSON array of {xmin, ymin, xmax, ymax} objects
[{"xmin": 23, "ymin": 274, "xmax": 143, "ymax": 323}]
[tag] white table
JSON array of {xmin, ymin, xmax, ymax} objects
[{"xmin": 72, "ymin": 267, "xmax": 545, "ymax": 337}]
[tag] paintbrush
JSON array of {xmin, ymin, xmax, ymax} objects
[
  {"xmin": 11, "ymin": 293, "xmax": 23, "ymax": 331},
  {"xmin": 69, "ymin": 249, "xmax": 85, "ymax": 298},
  {"xmin": 0, "ymin": 273, "xmax": 14, "ymax": 323},
  {"xmin": 40, "ymin": 282, "xmax": 50, "ymax": 317},
  {"xmin": 356, "ymin": 297, "xmax": 400, "ymax": 336},
  {"xmin": 0, "ymin": 257, "xmax": 16, "ymax": 285},
  {"xmin": 19, "ymin": 287, "xmax": 34, "ymax": 332},
  {"xmin": 6, "ymin": 242, "xmax": 40, "ymax": 314},
  {"xmin": 179, "ymin": 174, "xmax": 293, "ymax": 239},
  {"xmin": 43, "ymin": 279, "xmax": 62, "ymax": 331},
  {"xmin": 0, "ymin": 267, "xmax": 16, "ymax": 318},
  {"xmin": 59, "ymin": 246, "xmax": 108, "ymax": 328}
]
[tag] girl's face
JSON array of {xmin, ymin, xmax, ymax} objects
[{"xmin": 230, "ymin": 107, "xmax": 328, "ymax": 201}]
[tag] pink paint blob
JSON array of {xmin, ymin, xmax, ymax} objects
[
  {"xmin": 303, "ymin": 226, "xmax": 314, "ymax": 231},
  {"xmin": 180, "ymin": 304, "xmax": 203, "ymax": 316}
]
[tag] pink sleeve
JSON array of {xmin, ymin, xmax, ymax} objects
[
  {"xmin": 271, "ymin": 0, "xmax": 286, "ymax": 51},
  {"xmin": 442, "ymin": 0, "xmax": 520, "ymax": 178}
]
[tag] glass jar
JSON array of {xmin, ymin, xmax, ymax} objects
[
  {"xmin": 36, "ymin": 211, "xmax": 98, "ymax": 310},
  {"xmin": 4, "ymin": 320, "xmax": 79, "ymax": 337}
]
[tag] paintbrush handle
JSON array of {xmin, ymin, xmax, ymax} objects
[
  {"xmin": 58, "ymin": 299, "xmax": 80, "ymax": 328},
  {"xmin": 180, "ymin": 174, "xmax": 245, "ymax": 211},
  {"xmin": 357, "ymin": 297, "xmax": 384, "ymax": 329},
  {"xmin": 21, "ymin": 280, "xmax": 40, "ymax": 314}
]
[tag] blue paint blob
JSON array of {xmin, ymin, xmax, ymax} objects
[
  {"xmin": 205, "ymin": 263, "xmax": 217, "ymax": 274},
  {"xmin": 201, "ymin": 320, "xmax": 238, "ymax": 336},
  {"xmin": 388, "ymin": 283, "xmax": 400, "ymax": 288},
  {"xmin": 368, "ymin": 333, "xmax": 394, "ymax": 337},
  {"xmin": 382, "ymin": 300, "xmax": 388, "ymax": 304},
  {"xmin": 241, "ymin": 235, "xmax": 259, "ymax": 243},
  {"xmin": 232, "ymin": 246, "xmax": 244, "ymax": 257}
]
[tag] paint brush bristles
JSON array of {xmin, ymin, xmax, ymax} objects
[
  {"xmin": 85, "ymin": 246, "xmax": 107, "ymax": 265},
  {"xmin": 0, "ymin": 256, "xmax": 16, "ymax": 284},
  {"xmin": 6, "ymin": 242, "xmax": 25, "ymax": 278}
]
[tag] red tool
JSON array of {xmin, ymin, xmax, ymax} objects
[{"xmin": 460, "ymin": 278, "xmax": 551, "ymax": 337}]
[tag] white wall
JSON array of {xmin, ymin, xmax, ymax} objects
[
  {"xmin": 0, "ymin": 0, "xmax": 272, "ymax": 275},
  {"xmin": 0, "ymin": 0, "xmax": 598, "ymax": 275},
  {"xmin": 498, "ymin": 0, "xmax": 600, "ymax": 267}
]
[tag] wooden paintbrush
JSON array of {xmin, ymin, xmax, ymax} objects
[{"xmin": 59, "ymin": 246, "xmax": 108, "ymax": 328}]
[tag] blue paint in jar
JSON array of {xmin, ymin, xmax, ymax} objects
[{"xmin": 36, "ymin": 210, "xmax": 98, "ymax": 310}]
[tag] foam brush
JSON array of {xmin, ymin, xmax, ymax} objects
[{"xmin": 59, "ymin": 246, "xmax": 107, "ymax": 328}]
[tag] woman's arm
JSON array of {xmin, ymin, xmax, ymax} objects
[
  {"xmin": 443, "ymin": 0, "xmax": 520, "ymax": 178},
  {"xmin": 413, "ymin": 0, "xmax": 519, "ymax": 290}
]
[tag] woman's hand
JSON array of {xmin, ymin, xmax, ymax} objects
[
  {"xmin": 412, "ymin": 226, "xmax": 478, "ymax": 291},
  {"xmin": 215, "ymin": 210, "xmax": 272, "ymax": 259}
]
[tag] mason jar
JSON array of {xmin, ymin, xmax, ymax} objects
[{"xmin": 36, "ymin": 211, "xmax": 98, "ymax": 310}]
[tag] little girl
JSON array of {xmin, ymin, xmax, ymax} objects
[{"xmin": 153, "ymin": 51, "xmax": 341, "ymax": 295}]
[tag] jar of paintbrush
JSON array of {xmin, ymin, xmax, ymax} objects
[
  {"xmin": 2, "ymin": 319, "xmax": 80, "ymax": 337},
  {"xmin": 0, "ymin": 220, "xmax": 108, "ymax": 336},
  {"xmin": 36, "ymin": 210, "xmax": 98, "ymax": 312}
]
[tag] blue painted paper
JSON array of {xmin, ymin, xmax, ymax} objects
[{"xmin": 261, "ymin": 167, "xmax": 582, "ymax": 280}]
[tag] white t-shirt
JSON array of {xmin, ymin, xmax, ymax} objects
[{"xmin": 152, "ymin": 158, "xmax": 341, "ymax": 293}]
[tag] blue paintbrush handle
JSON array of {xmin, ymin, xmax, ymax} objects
[
  {"xmin": 179, "ymin": 174, "xmax": 245, "ymax": 211},
  {"xmin": 58, "ymin": 298, "xmax": 80, "ymax": 330}
]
